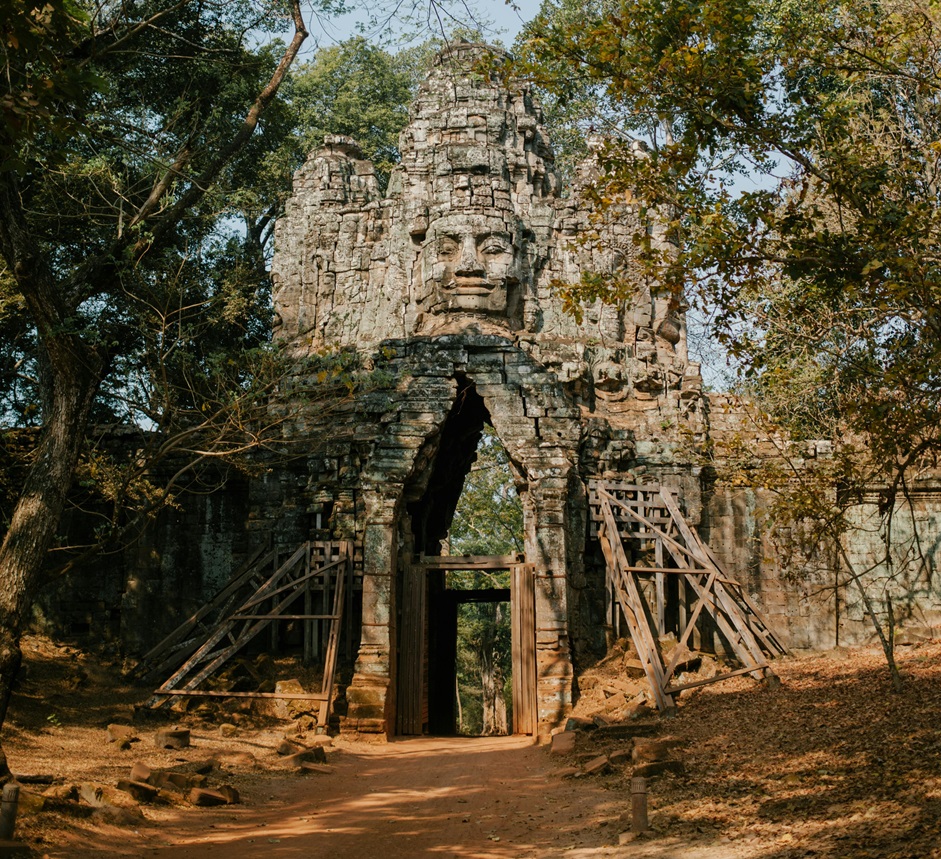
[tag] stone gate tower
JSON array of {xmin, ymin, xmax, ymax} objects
[{"xmin": 269, "ymin": 43, "xmax": 705, "ymax": 737}]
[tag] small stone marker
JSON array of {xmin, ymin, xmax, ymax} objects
[
  {"xmin": 631, "ymin": 776, "xmax": 649, "ymax": 833},
  {"xmin": 299, "ymin": 763, "xmax": 333, "ymax": 775},
  {"xmin": 0, "ymin": 784, "xmax": 20, "ymax": 839},
  {"xmin": 155, "ymin": 728, "xmax": 190, "ymax": 750}
]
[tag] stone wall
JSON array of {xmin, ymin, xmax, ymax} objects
[{"xmin": 701, "ymin": 394, "xmax": 941, "ymax": 650}]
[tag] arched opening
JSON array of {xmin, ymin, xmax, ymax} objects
[
  {"xmin": 448, "ymin": 424, "xmax": 523, "ymax": 735},
  {"xmin": 396, "ymin": 377, "xmax": 534, "ymax": 735}
]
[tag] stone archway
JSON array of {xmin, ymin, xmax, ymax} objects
[
  {"xmin": 340, "ymin": 342, "xmax": 587, "ymax": 739},
  {"xmin": 270, "ymin": 43, "xmax": 706, "ymax": 740}
]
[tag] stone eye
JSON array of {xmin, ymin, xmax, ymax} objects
[
  {"xmin": 438, "ymin": 238, "xmax": 460, "ymax": 258},
  {"xmin": 480, "ymin": 238, "xmax": 510, "ymax": 255}
]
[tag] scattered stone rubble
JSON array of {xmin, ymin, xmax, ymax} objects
[{"xmin": 13, "ymin": 722, "xmax": 336, "ymax": 829}]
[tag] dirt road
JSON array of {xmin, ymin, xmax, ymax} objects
[
  {"xmin": 141, "ymin": 735, "xmax": 619, "ymax": 858},
  {"xmin": 122, "ymin": 736, "xmax": 752, "ymax": 859}
]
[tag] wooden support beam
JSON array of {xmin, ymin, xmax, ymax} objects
[
  {"xmin": 664, "ymin": 663, "xmax": 770, "ymax": 694},
  {"xmin": 158, "ymin": 690, "xmax": 329, "ymax": 700},
  {"xmin": 417, "ymin": 554, "xmax": 523, "ymax": 569},
  {"xmin": 657, "ymin": 490, "xmax": 773, "ymax": 674},
  {"xmin": 599, "ymin": 499, "xmax": 674, "ymax": 712}
]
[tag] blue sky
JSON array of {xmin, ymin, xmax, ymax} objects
[{"xmin": 305, "ymin": 0, "xmax": 544, "ymax": 52}]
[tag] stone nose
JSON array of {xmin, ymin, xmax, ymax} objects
[{"xmin": 455, "ymin": 237, "xmax": 484, "ymax": 276}]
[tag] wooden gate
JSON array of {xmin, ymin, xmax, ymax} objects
[
  {"xmin": 510, "ymin": 563, "xmax": 536, "ymax": 735},
  {"xmin": 397, "ymin": 563, "xmax": 428, "ymax": 735},
  {"xmin": 397, "ymin": 554, "xmax": 534, "ymax": 736}
]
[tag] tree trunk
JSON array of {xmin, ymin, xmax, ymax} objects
[
  {"xmin": 0, "ymin": 178, "xmax": 104, "ymax": 728},
  {"xmin": 0, "ymin": 351, "xmax": 101, "ymax": 725},
  {"xmin": 478, "ymin": 604, "xmax": 508, "ymax": 736}
]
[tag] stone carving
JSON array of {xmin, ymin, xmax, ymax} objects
[
  {"xmin": 272, "ymin": 43, "xmax": 703, "ymax": 427},
  {"xmin": 423, "ymin": 212, "xmax": 523, "ymax": 321}
]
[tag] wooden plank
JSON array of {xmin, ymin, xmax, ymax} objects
[
  {"xmin": 229, "ymin": 614, "xmax": 340, "ymax": 621},
  {"xmin": 139, "ymin": 544, "xmax": 272, "ymax": 666},
  {"xmin": 511, "ymin": 564, "xmax": 536, "ymax": 735},
  {"xmin": 598, "ymin": 499, "xmax": 673, "ymax": 712},
  {"xmin": 599, "ymin": 490, "xmax": 712, "ymax": 570},
  {"xmin": 237, "ymin": 554, "xmax": 345, "ymax": 612},
  {"xmin": 397, "ymin": 564, "xmax": 426, "ymax": 734},
  {"xmin": 662, "ymin": 568, "xmax": 720, "ymax": 680},
  {"xmin": 680, "ymin": 574, "xmax": 767, "ymax": 682},
  {"xmin": 622, "ymin": 566, "xmax": 739, "ymax": 583},
  {"xmin": 417, "ymin": 554, "xmax": 523, "ymax": 569},
  {"xmin": 656, "ymin": 491, "xmax": 772, "ymax": 672},
  {"xmin": 152, "ymin": 544, "xmax": 331, "ymax": 704},
  {"xmin": 317, "ymin": 547, "xmax": 348, "ymax": 732},
  {"xmin": 159, "ymin": 690, "xmax": 328, "ymax": 700},
  {"xmin": 682, "ymin": 524, "xmax": 788, "ymax": 655},
  {"xmin": 303, "ymin": 544, "xmax": 313, "ymax": 665},
  {"xmin": 655, "ymin": 539, "xmax": 665, "ymax": 636}
]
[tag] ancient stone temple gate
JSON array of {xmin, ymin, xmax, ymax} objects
[{"xmin": 266, "ymin": 43, "xmax": 707, "ymax": 738}]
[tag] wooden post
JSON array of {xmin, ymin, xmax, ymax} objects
[
  {"xmin": 270, "ymin": 545, "xmax": 279, "ymax": 652},
  {"xmin": 655, "ymin": 537, "xmax": 665, "ymax": 636},
  {"xmin": 0, "ymin": 783, "xmax": 20, "ymax": 840},
  {"xmin": 631, "ymin": 777, "xmax": 648, "ymax": 833},
  {"xmin": 303, "ymin": 542, "xmax": 312, "ymax": 666}
]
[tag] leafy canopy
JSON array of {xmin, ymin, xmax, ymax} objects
[{"xmin": 520, "ymin": 0, "xmax": 941, "ymax": 476}]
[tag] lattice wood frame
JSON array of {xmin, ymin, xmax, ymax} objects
[
  {"xmin": 145, "ymin": 541, "xmax": 357, "ymax": 731},
  {"xmin": 590, "ymin": 480, "xmax": 787, "ymax": 711}
]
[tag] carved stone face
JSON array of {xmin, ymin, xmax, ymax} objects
[{"xmin": 424, "ymin": 213, "xmax": 523, "ymax": 317}]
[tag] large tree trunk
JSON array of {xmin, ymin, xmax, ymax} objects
[
  {"xmin": 0, "ymin": 177, "xmax": 104, "ymax": 729},
  {"xmin": 0, "ymin": 359, "xmax": 101, "ymax": 726}
]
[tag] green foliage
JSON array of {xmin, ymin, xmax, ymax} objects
[
  {"xmin": 521, "ymin": 0, "xmax": 941, "ymax": 476},
  {"xmin": 286, "ymin": 38, "xmax": 422, "ymax": 188},
  {"xmin": 449, "ymin": 426, "xmax": 524, "ymax": 556},
  {"xmin": 0, "ymin": 0, "xmax": 101, "ymax": 172},
  {"xmin": 520, "ymin": 0, "xmax": 941, "ymax": 685}
]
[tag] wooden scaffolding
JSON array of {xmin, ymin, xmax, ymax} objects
[
  {"xmin": 589, "ymin": 480, "xmax": 787, "ymax": 712},
  {"xmin": 142, "ymin": 540, "xmax": 357, "ymax": 731}
]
